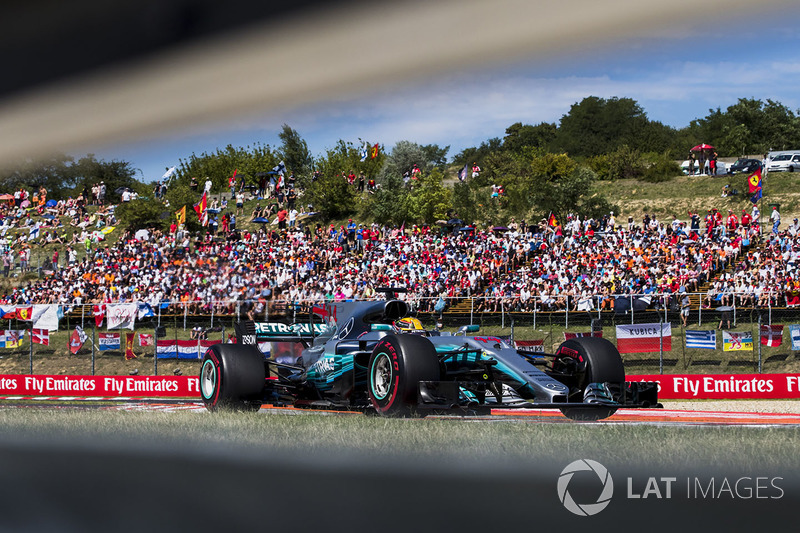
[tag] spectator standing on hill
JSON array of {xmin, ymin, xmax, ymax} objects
[
  {"xmin": 204, "ymin": 177, "xmax": 212, "ymax": 195},
  {"xmin": 688, "ymin": 153, "xmax": 696, "ymax": 175},
  {"xmin": 771, "ymin": 206, "xmax": 781, "ymax": 234}
]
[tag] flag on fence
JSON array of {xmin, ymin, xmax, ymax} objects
[
  {"xmin": 615, "ymin": 323, "xmax": 672, "ymax": 354},
  {"xmin": 0, "ymin": 305, "xmax": 16, "ymax": 319},
  {"xmin": 722, "ymin": 330, "xmax": 753, "ymax": 351},
  {"xmin": 564, "ymin": 331, "xmax": 603, "ymax": 341},
  {"xmin": 93, "ymin": 304, "xmax": 105, "ymax": 328},
  {"xmin": 107, "ymin": 303, "xmax": 137, "ymax": 330},
  {"xmin": 32, "ymin": 304, "xmax": 59, "ymax": 331},
  {"xmin": 685, "ymin": 330, "xmax": 716, "ymax": 350},
  {"xmin": 125, "ymin": 332, "xmax": 137, "ymax": 360},
  {"xmin": 760, "ymin": 324, "xmax": 784, "ymax": 347},
  {"xmin": 99, "ymin": 332, "xmax": 121, "ymax": 351},
  {"xmin": 514, "ymin": 339, "xmax": 545, "ymax": 353},
  {"xmin": 15, "ymin": 306, "xmax": 32, "ymax": 321},
  {"xmin": 0, "ymin": 330, "xmax": 25, "ymax": 349},
  {"xmin": 69, "ymin": 326, "xmax": 87, "ymax": 355},
  {"xmin": 156, "ymin": 339, "xmax": 222, "ymax": 359},
  {"xmin": 790, "ymin": 325, "xmax": 800, "ymax": 351},
  {"xmin": 137, "ymin": 302, "xmax": 155, "ymax": 320},
  {"xmin": 138, "ymin": 333, "xmax": 154, "ymax": 347},
  {"xmin": 31, "ymin": 328, "xmax": 49, "ymax": 346}
]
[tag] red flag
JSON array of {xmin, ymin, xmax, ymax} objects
[
  {"xmin": 371, "ymin": 143, "xmax": 379, "ymax": 159},
  {"xmin": 548, "ymin": 213, "xmax": 558, "ymax": 227},
  {"xmin": 69, "ymin": 326, "xmax": 87, "ymax": 355},
  {"xmin": 193, "ymin": 191, "xmax": 208, "ymax": 226},
  {"xmin": 138, "ymin": 333, "xmax": 154, "ymax": 347},
  {"xmin": 93, "ymin": 304, "xmax": 105, "ymax": 328},
  {"xmin": 15, "ymin": 307, "xmax": 32, "ymax": 321},
  {"xmin": 31, "ymin": 328, "xmax": 49, "ymax": 346},
  {"xmin": 616, "ymin": 323, "xmax": 671, "ymax": 354},
  {"xmin": 747, "ymin": 168, "xmax": 762, "ymax": 194},
  {"xmin": 125, "ymin": 332, "xmax": 137, "ymax": 360},
  {"xmin": 760, "ymin": 324, "xmax": 784, "ymax": 347}
]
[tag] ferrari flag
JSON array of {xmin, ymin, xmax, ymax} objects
[
  {"xmin": 616, "ymin": 323, "xmax": 672, "ymax": 354},
  {"xmin": 747, "ymin": 168, "xmax": 762, "ymax": 193}
]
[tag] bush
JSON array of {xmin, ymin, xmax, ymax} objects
[{"xmin": 641, "ymin": 153, "xmax": 681, "ymax": 183}]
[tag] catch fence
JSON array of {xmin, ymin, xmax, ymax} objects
[{"xmin": 2, "ymin": 293, "xmax": 799, "ymax": 376}]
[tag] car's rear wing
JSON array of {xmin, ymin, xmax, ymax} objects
[{"xmin": 233, "ymin": 321, "xmax": 328, "ymax": 345}]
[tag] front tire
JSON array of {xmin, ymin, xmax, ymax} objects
[
  {"xmin": 368, "ymin": 334, "xmax": 440, "ymax": 416},
  {"xmin": 200, "ymin": 344, "xmax": 266, "ymax": 412},
  {"xmin": 555, "ymin": 337, "xmax": 624, "ymax": 421}
]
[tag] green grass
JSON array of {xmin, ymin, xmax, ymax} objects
[
  {"xmin": 593, "ymin": 171, "xmax": 800, "ymax": 221},
  {"xmin": 0, "ymin": 409, "xmax": 797, "ymax": 472}
]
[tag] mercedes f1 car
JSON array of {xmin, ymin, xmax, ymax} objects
[{"xmin": 199, "ymin": 298, "xmax": 660, "ymax": 420}]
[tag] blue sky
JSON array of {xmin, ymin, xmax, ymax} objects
[{"xmin": 90, "ymin": 9, "xmax": 800, "ymax": 183}]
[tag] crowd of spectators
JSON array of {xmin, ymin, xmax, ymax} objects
[{"xmin": 8, "ymin": 173, "xmax": 800, "ymax": 318}]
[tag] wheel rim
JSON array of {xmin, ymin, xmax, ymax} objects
[
  {"xmin": 371, "ymin": 353, "xmax": 392, "ymax": 400},
  {"xmin": 201, "ymin": 359, "xmax": 217, "ymax": 400}
]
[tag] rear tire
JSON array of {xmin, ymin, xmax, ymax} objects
[
  {"xmin": 368, "ymin": 334, "xmax": 440, "ymax": 416},
  {"xmin": 200, "ymin": 344, "xmax": 266, "ymax": 412},
  {"xmin": 556, "ymin": 337, "xmax": 624, "ymax": 421}
]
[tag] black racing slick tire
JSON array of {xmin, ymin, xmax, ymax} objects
[
  {"xmin": 200, "ymin": 343, "xmax": 266, "ymax": 412},
  {"xmin": 368, "ymin": 334, "xmax": 440, "ymax": 416},
  {"xmin": 555, "ymin": 336, "xmax": 624, "ymax": 421}
]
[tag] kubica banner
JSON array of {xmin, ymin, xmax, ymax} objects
[
  {"xmin": 0, "ymin": 375, "xmax": 200, "ymax": 398},
  {"xmin": 632, "ymin": 374, "xmax": 800, "ymax": 399}
]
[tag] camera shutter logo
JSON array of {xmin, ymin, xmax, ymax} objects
[{"xmin": 557, "ymin": 459, "xmax": 614, "ymax": 516}]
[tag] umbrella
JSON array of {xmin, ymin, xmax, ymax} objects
[
  {"xmin": 114, "ymin": 187, "xmax": 131, "ymax": 195},
  {"xmin": 41, "ymin": 214, "xmax": 56, "ymax": 220},
  {"xmin": 492, "ymin": 226, "xmax": 509, "ymax": 232},
  {"xmin": 20, "ymin": 200, "xmax": 30, "ymax": 208},
  {"xmin": 0, "ymin": 194, "xmax": 14, "ymax": 200},
  {"xmin": 252, "ymin": 217, "xmax": 270, "ymax": 223},
  {"xmin": 690, "ymin": 144, "xmax": 715, "ymax": 152},
  {"xmin": 447, "ymin": 218, "xmax": 464, "ymax": 226},
  {"xmin": 45, "ymin": 199, "xmax": 57, "ymax": 207},
  {"xmin": 435, "ymin": 220, "xmax": 448, "ymax": 225}
]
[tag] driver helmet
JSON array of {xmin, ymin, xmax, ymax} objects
[{"xmin": 394, "ymin": 317, "xmax": 424, "ymax": 333}]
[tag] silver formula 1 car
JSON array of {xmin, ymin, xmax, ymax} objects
[{"xmin": 199, "ymin": 297, "xmax": 660, "ymax": 420}]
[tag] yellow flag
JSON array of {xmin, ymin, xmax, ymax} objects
[{"xmin": 176, "ymin": 206, "xmax": 186, "ymax": 225}]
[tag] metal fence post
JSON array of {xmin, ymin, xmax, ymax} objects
[
  {"xmin": 565, "ymin": 295, "xmax": 569, "ymax": 330},
  {"xmin": 698, "ymin": 293, "xmax": 702, "ymax": 326},
  {"xmin": 659, "ymin": 320, "xmax": 664, "ymax": 375},
  {"xmin": 470, "ymin": 297, "xmax": 474, "ymax": 325},
  {"xmin": 630, "ymin": 294, "xmax": 634, "ymax": 324},
  {"xmin": 757, "ymin": 313, "xmax": 763, "ymax": 374}
]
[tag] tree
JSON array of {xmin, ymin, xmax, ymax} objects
[
  {"xmin": 553, "ymin": 96, "xmax": 651, "ymax": 157},
  {"xmin": 502, "ymin": 122, "xmax": 557, "ymax": 153},
  {"xmin": 305, "ymin": 141, "xmax": 360, "ymax": 220},
  {"xmin": 176, "ymin": 143, "xmax": 277, "ymax": 194},
  {"xmin": 406, "ymin": 168, "xmax": 452, "ymax": 224},
  {"xmin": 278, "ymin": 124, "xmax": 313, "ymax": 186}
]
